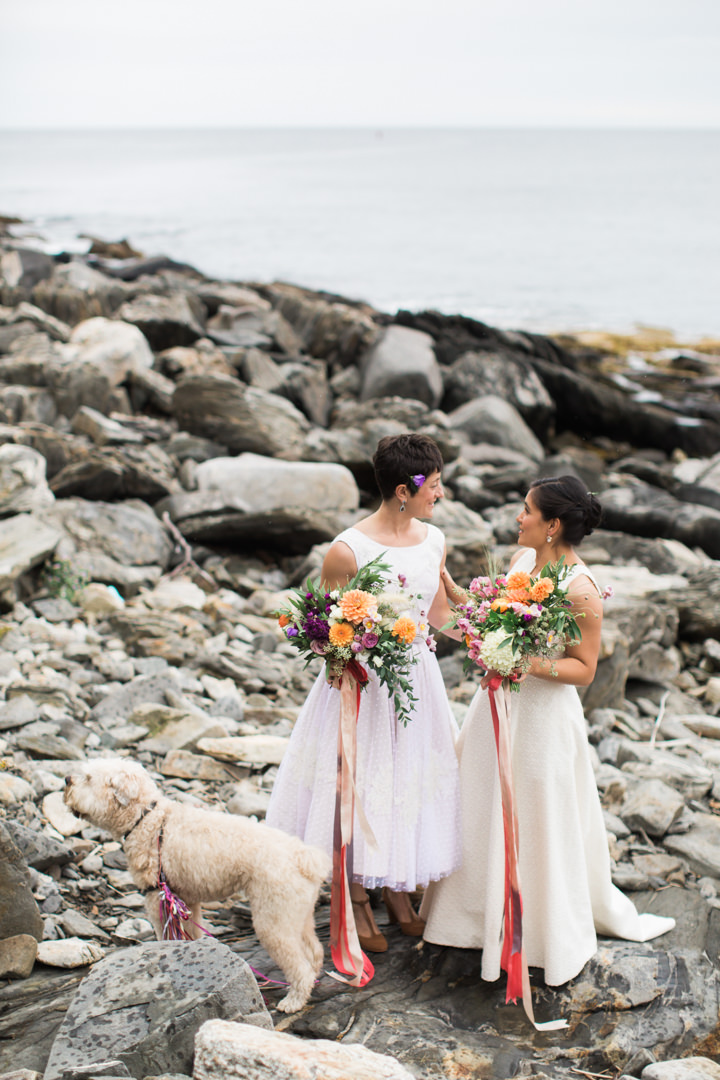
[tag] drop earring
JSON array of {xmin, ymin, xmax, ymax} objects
[
  {"xmin": 399, "ymin": 502, "xmax": 406, "ymax": 513},
  {"xmin": 546, "ymin": 534, "xmax": 552, "ymax": 543}
]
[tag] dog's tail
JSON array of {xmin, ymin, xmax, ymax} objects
[{"xmin": 294, "ymin": 841, "xmax": 332, "ymax": 884}]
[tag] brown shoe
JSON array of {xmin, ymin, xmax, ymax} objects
[
  {"xmin": 382, "ymin": 887, "xmax": 425, "ymax": 936},
  {"xmin": 352, "ymin": 897, "xmax": 388, "ymax": 953}
]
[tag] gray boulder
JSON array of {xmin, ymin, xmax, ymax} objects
[
  {"xmin": 360, "ymin": 325, "xmax": 442, "ymax": 408},
  {"xmin": 0, "ymin": 512, "xmax": 62, "ymax": 593},
  {"xmin": 0, "ymin": 821, "xmax": 44, "ymax": 943},
  {"xmin": 0, "ymin": 444, "xmax": 54, "ymax": 515},
  {"xmin": 172, "ymin": 375, "xmax": 310, "ymax": 459},
  {"xmin": 43, "ymin": 938, "xmax": 272, "ymax": 1080},
  {"xmin": 45, "ymin": 498, "xmax": 174, "ymax": 570},
  {"xmin": 447, "ymin": 394, "xmax": 545, "ymax": 462},
  {"xmin": 115, "ymin": 293, "xmax": 206, "ymax": 350},
  {"xmin": 442, "ymin": 348, "xmax": 555, "ymax": 440}
]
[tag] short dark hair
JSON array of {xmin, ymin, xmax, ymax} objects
[
  {"xmin": 529, "ymin": 475, "xmax": 603, "ymax": 546},
  {"xmin": 372, "ymin": 434, "xmax": 444, "ymax": 501}
]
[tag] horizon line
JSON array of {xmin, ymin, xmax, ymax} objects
[{"xmin": 1, "ymin": 122, "xmax": 719, "ymax": 134}]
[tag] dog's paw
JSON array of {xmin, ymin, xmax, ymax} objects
[{"xmin": 275, "ymin": 989, "xmax": 309, "ymax": 1013}]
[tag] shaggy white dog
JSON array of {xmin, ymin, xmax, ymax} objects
[{"xmin": 64, "ymin": 757, "xmax": 330, "ymax": 1012}]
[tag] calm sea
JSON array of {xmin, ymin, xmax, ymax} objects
[{"xmin": 1, "ymin": 127, "xmax": 718, "ymax": 338}]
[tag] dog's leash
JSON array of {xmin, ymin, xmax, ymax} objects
[{"xmin": 153, "ymin": 828, "xmax": 292, "ymax": 990}]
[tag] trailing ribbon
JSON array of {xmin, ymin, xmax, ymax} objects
[
  {"xmin": 329, "ymin": 659, "xmax": 376, "ymax": 988},
  {"xmin": 487, "ymin": 674, "xmax": 567, "ymax": 1031}
]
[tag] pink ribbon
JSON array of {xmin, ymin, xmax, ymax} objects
[
  {"xmin": 487, "ymin": 675, "xmax": 567, "ymax": 1031},
  {"xmin": 329, "ymin": 660, "xmax": 375, "ymax": 988}
]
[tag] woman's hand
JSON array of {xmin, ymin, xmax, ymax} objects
[
  {"xmin": 441, "ymin": 566, "xmax": 465, "ymax": 606},
  {"xmin": 480, "ymin": 669, "xmax": 528, "ymax": 690}
]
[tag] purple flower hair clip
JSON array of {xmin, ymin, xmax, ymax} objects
[{"xmin": 411, "ymin": 474, "xmax": 425, "ymax": 489}]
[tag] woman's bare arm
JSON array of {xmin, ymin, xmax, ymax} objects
[
  {"xmin": 528, "ymin": 577, "xmax": 603, "ymax": 687},
  {"xmin": 320, "ymin": 542, "xmax": 358, "ymax": 591}
]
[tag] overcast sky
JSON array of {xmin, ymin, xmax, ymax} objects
[{"xmin": 2, "ymin": 0, "xmax": 719, "ymax": 129}]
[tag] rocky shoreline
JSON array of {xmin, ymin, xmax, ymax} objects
[{"xmin": 1, "ymin": 222, "xmax": 720, "ymax": 1079}]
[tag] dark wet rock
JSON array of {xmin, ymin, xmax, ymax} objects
[
  {"xmin": 43, "ymin": 938, "xmax": 271, "ymax": 1080},
  {"xmin": 530, "ymin": 354, "xmax": 720, "ymax": 458},
  {"xmin": 602, "ymin": 478, "xmax": 720, "ymax": 560}
]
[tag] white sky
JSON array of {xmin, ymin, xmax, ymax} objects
[{"xmin": 1, "ymin": 0, "xmax": 719, "ymax": 128}]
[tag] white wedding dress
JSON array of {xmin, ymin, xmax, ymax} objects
[
  {"xmin": 421, "ymin": 548, "xmax": 674, "ymax": 986},
  {"xmin": 266, "ymin": 524, "xmax": 462, "ymax": 891}
]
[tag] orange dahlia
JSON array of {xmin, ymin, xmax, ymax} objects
[
  {"xmin": 329, "ymin": 621, "xmax": 355, "ymax": 646},
  {"xmin": 504, "ymin": 586, "xmax": 532, "ymax": 603},
  {"xmin": 529, "ymin": 577, "xmax": 554, "ymax": 602},
  {"xmin": 490, "ymin": 598, "xmax": 512, "ymax": 612},
  {"xmin": 391, "ymin": 616, "xmax": 416, "ymax": 645},
  {"xmin": 339, "ymin": 589, "xmax": 375, "ymax": 623},
  {"xmin": 505, "ymin": 570, "xmax": 531, "ymax": 591},
  {"xmin": 278, "ymin": 613, "xmax": 290, "ymax": 628}
]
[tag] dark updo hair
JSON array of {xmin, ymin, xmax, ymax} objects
[
  {"xmin": 529, "ymin": 475, "xmax": 603, "ymax": 546},
  {"xmin": 372, "ymin": 434, "xmax": 444, "ymax": 501}
]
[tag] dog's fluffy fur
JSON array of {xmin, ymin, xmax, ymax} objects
[{"xmin": 64, "ymin": 758, "xmax": 330, "ymax": 1012}]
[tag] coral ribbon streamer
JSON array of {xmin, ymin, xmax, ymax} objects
[
  {"xmin": 329, "ymin": 660, "xmax": 375, "ymax": 988},
  {"xmin": 487, "ymin": 676, "xmax": 567, "ymax": 1031}
]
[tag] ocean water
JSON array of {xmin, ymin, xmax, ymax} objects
[{"xmin": 1, "ymin": 127, "xmax": 718, "ymax": 338}]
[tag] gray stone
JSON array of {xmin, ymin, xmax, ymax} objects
[
  {"xmin": 3, "ymin": 820, "xmax": 74, "ymax": 870},
  {"xmin": 172, "ymin": 375, "xmax": 309, "ymax": 459},
  {"xmin": 43, "ymin": 938, "xmax": 272, "ymax": 1080},
  {"xmin": 194, "ymin": 454, "xmax": 359, "ymax": 514},
  {"xmin": 0, "ymin": 443, "xmax": 54, "ymax": 515},
  {"xmin": 0, "ymin": 512, "xmax": 63, "ymax": 591},
  {"xmin": 360, "ymin": 324, "xmax": 442, "ymax": 409},
  {"xmin": 0, "ymin": 934, "xmax": 38, "ymax": 979},
  {"xmin": 194, "ymin": 1019, "xmax": 417, "ymax": 1079},
  {"xmin": 663, "ymin": 811, "xmax": 720, "ymax": 878},
  {"xmin": 619, "ymin": 779, "xmax": 686, "ymax": 838},
  {"xmin": 0, "ymin": 821, "xmax": 44, "ymax": 942},
  {"xmin": 641, "ymin": 1058, "xmax": 720, "ymax": 1078},
  {"xmin": 0, "ymin": 694, "xmax": 40, "ymax": 731},
  {"xmin": 115, "ymin": 293, "xmax": 205, "ymax": 351}
]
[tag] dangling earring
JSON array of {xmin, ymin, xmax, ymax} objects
[
  {"xmin": 546, "ymin": 534, "xmax": 552, "ymax": 543},
  {"xmin": 399, "ymin": 502, "xmax": 406, "ymax": 513}
]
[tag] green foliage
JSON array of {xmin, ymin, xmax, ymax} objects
[{"xmin": 42, "ymin": 559, "xmax": 88, "ymax": 603}]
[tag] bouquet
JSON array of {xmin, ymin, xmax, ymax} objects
[
  {"xmin": 277, "ymin": 554, "xmax": 426, "ymax": 726},
  {"xmin": 452, "ymin": 557, "xmax": 583, "ymax": 689}
]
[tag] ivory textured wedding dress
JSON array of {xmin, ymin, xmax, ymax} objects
[
  {"xmin": 421, "ymin": 548, "xmax": 674, "ymax": 986},
  {"xmin": 267, "ymin": 523, "xmax": 461, "ymax": 892}
]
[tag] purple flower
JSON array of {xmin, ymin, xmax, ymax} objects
[
  {"xmin": 286, "ymin": 627, "xmax": 299, "ymax": 638},
  {"xmin": 398, "ymin": 573, "xmax": 407, "ymax": 588},
  {"xmin": 426, "ymin": 634, "xmax": 437, "ymax": 652},
  {"xmin": 361, "ymin": 631, "xmax": 379, "ymax": 649},
  {"xmin": 302, "ymin": 611, "xmax": 329, "ymax": 640},
  {"xmin": 306, "ymin": 592, "xmax": 314, "ymax": 599},
  {"xmin": 411, "ymin": 474, "xmax": 425, "ymax": 488},
  {"xmin": 309, "ymin": 639, "xmax": 327, "ymax": 655},
  {"xmin": 351, "ymin": 641, "xmax": 364, "ymax": 653}
]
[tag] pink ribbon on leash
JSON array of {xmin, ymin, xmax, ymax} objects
[
  {"xmin": 487, "ymin": 676, "xmax": 567, "ymax": 1031},
  {"xmin": 329, "ymin": 661, "xmax": 375, "ymax": 988}
]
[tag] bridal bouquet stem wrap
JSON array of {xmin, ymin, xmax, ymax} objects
[
  {"xmin": 451, "ymin": 558, "xmax": 581, "ymax": 1029},
  {"xmin": 277, "ymin": 554, "xmax": 425, "ymax": 987}
]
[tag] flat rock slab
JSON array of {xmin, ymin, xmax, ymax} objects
[{"xmin": 43, "ymin": 938, "xmax": 272, "ymax": 1080}]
